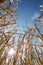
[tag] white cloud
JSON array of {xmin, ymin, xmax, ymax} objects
[{"xmin": 32, "ymin": 12, "xmax": 40, "ymax": 21}]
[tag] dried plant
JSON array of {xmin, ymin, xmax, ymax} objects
[{"xmin": 0, "ymin": 1, "xmax": 43, "ymax": 65}]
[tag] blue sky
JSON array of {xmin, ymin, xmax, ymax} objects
[
  {"xmin": 2, "ymin": 0, "xmax": 43, "ymax": 35},
  {"xmin": 17, "ymin": 0, "xmax": 43, "ymax": 27}
]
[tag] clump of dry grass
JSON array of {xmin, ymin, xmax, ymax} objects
[{"xmin": 0, "ymin": 1, "xmax": 43, "ymax": 65}]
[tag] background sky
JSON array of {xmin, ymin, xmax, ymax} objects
[
  {"xmin": 4, "ymin": 0, "xmax": 43, "ymax": 38},
  {"xmin": 17, "ymin": 0, "xmax": 43, "ymax": 27}
]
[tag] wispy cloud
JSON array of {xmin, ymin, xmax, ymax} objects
[{"xmin": 32, "ymin": 12, "xmax": 40, "ymax": 21}]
